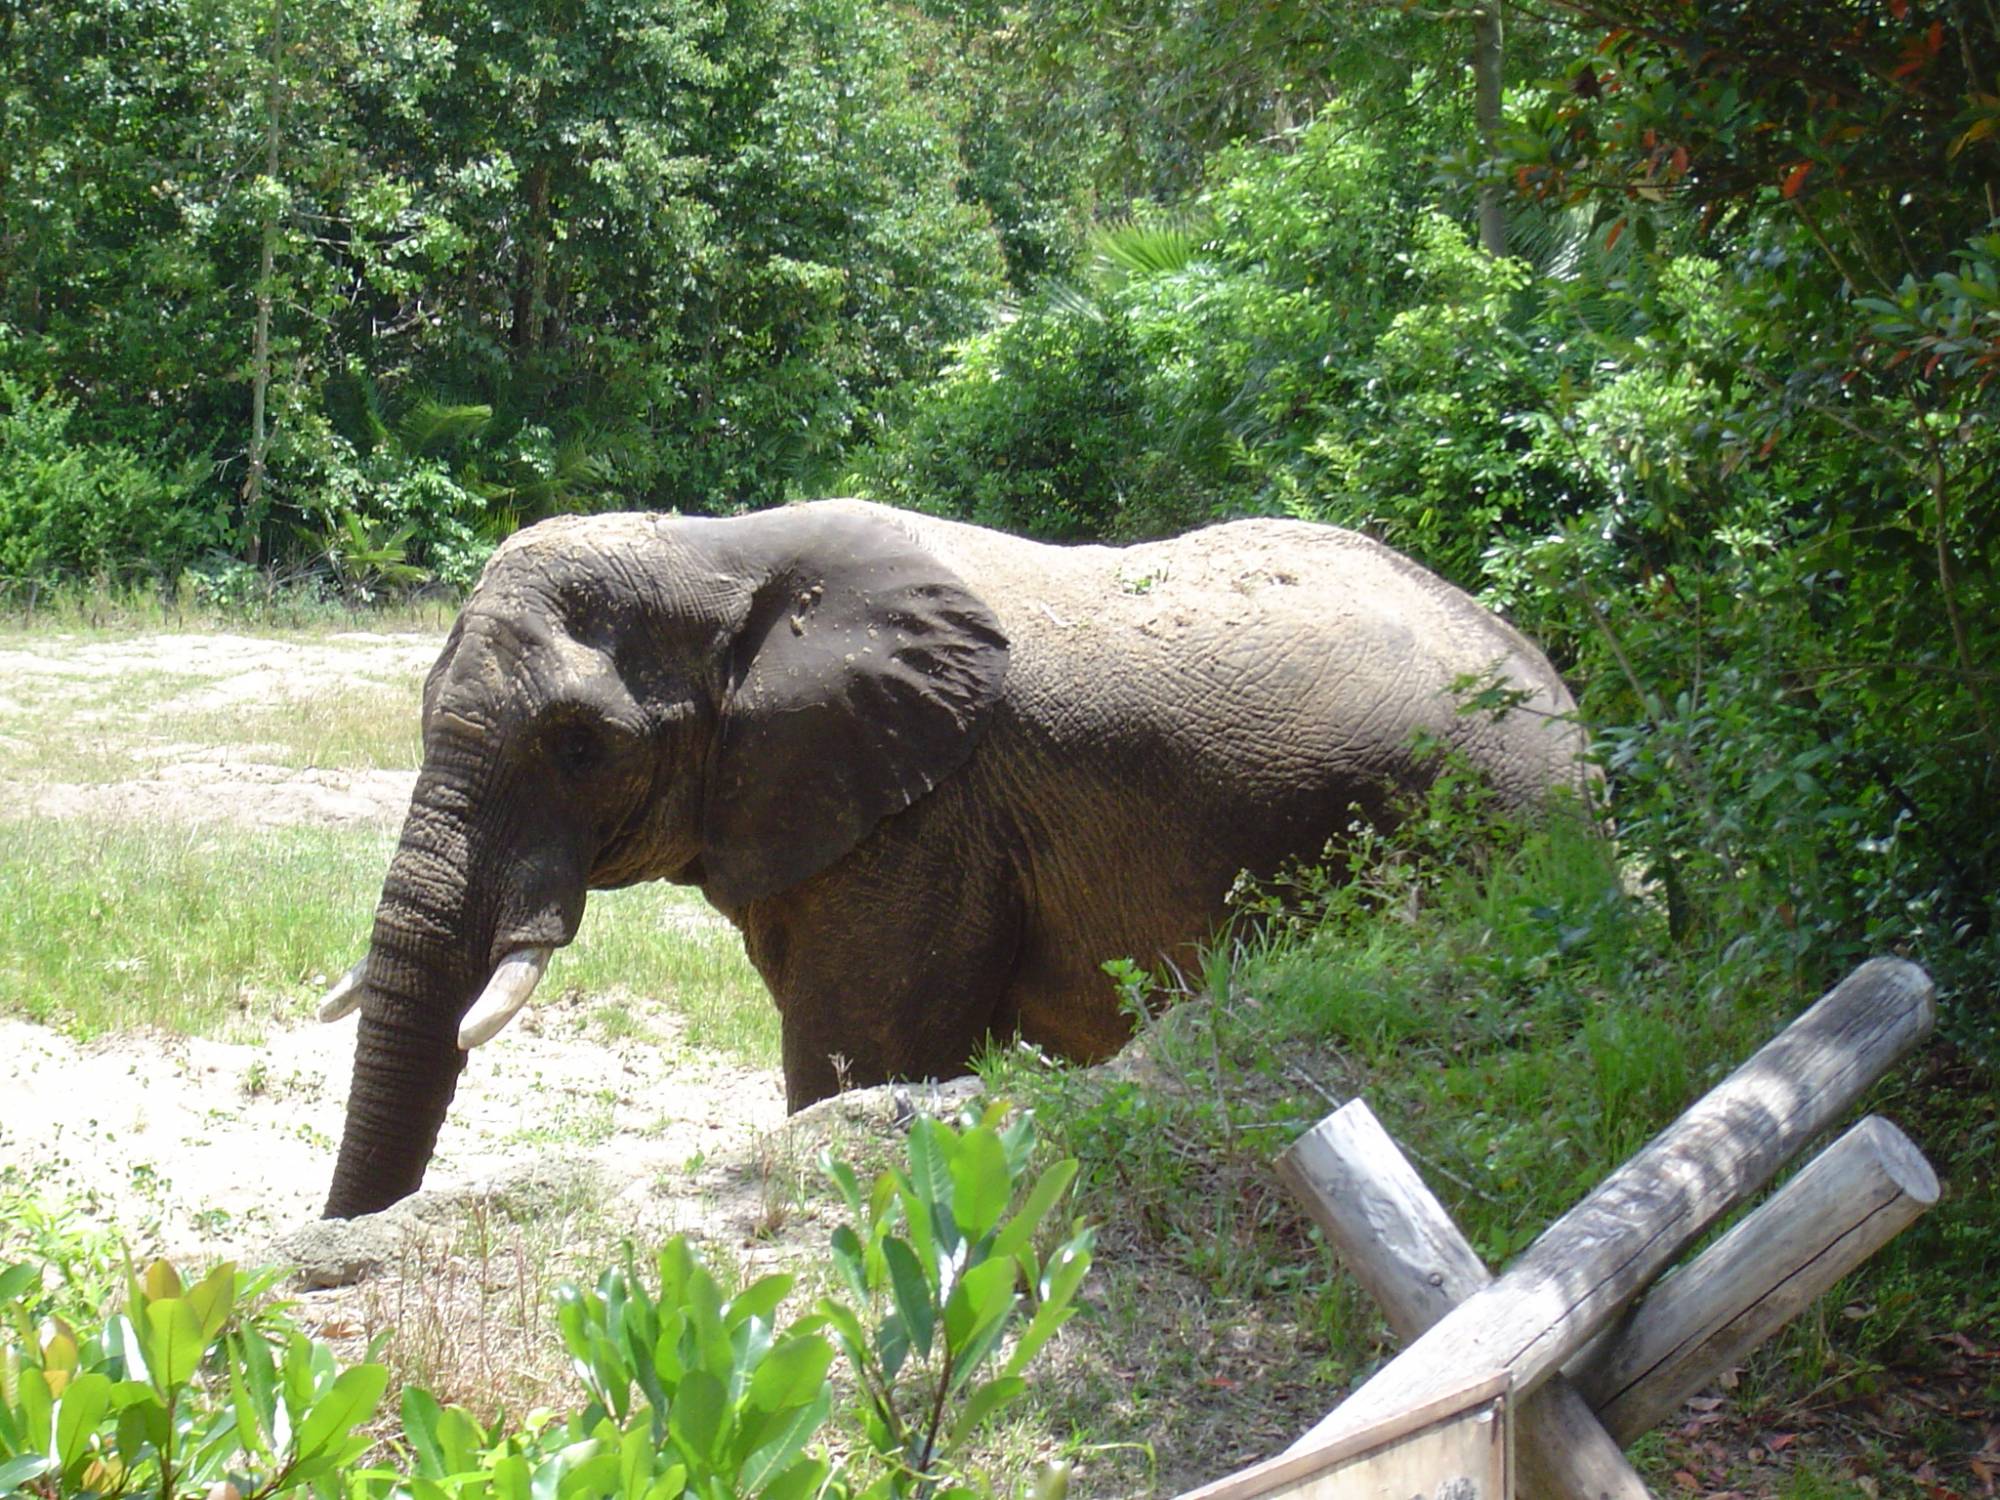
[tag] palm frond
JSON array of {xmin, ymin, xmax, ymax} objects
[
  {"xmin": 396, "ymin": 398, "xmax": 495, "ymax": 459},
  {"xmin": 1087, "ymin": 212, "xmax": 1219, "ymax": 287}
]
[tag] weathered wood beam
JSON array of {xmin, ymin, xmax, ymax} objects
[
  {"xmin": 1284, "ymin": 957, "xmax": 1934, "ymax": 1456},
  {"xmin": 1278, "ymin": 1099, "xmax": 1651, "ymax": 1500},
  {"xmin": 1568, "ymin": 1114, "xmax": 1939, "ymax": 1444}
]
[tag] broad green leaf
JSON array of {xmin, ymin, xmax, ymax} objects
[
  {"xmin": 52, "ymin": 1372, "xmax": 112, "ymax": 1479},
  {"xmin": 991, "ymin": 1160, "xmax": 1078, "ymax": 1262},
  {"xmin": 881, "ymin": 1238, "xmax": 934, "ymax": 1359},
  {"xmin": 236, "ymin": 1328, "xmax": 278, "ymax": 1439},
  {"xmin": 0, "ymin": 1265, "xmax": 38, "ymax": 1303},
  {"xmin": 944, "ymin": 1375, "xmax": 1025, "ymax": 1454},
  {"xmin": 666, "ymin": 1368, "xmax": 726, "ymax": 1462},
  {"xmin": 143, "ymin": 1299, "xmax": 205, "ymax": 1390},
  {"xmin": 186, "ymin": 1263, "xmax": 236, "ymax": 1339},
  {"xmin": 0, "ymin": 1455, "xmax": 54, "ymax": 1492},
  {"xmin": 822, "ymin": 1155, "xmax": 864, "ymax": 1221},
  {"xmin": 529, "ymin": 1436, "xmax": 609, "ymax": 1500},
  {"xmin": 492, "ymin": 1451, "xmax": 533, "ymax": 1500},
  {"xmin": 293, "ymin": 1363, "xmax": 390, "ymax": 1460},
  {"xmin": 656, "ymin": 1241, "xmax": 696, "ymax": 1310},
  {"xmin": 619, "ymin": 1421, "xmax": 656, "ymax": 1496},
  {"xmin": 727, "ymin": 1315, "xmax": 775, "ymax": 1405},
  {"xmin": 725, "ymin": 1275, "xmax": 792, "ymax": 1331},
  {"xmin": 947, "ymin": 1309, "xmax": 1016, "ymax": 1396},
  {"xmin": 230, "ymin": 1350, "xmax": 274, "ymax": 1461},
  {"xmin": 38, "ymin": 1320, "xmax": 78, "ymax": 1375},
  {"xmin": 117, "ymin": 1395, "xmax": 170, "ymax": 1463},
  {"xmin": 827, "ymin": 1228, "xmax": 869, "ymax": 1307},
  {"xmin": 140, "ymin": 1261, "xmax": 183, "ymax": 1303},
  {"xmin": 18, "ymin": 1361, "xmax": 53, "ymax": 1445},
  {"xmin": 1037, "ymin": 1235, "xmax": 1094, "ymax": 1309},
  {"xmin": 561, "ymin": 1448, "xmax": 620, "ymax": 1499},
  {"xmin": 1001, "ymin": 1298, "xmax": 1078, "ymax": 1381},
  {"xmin": 942, "ymin": 1257, "xmax": 1017, "ymax": 1355},
  {"xmin": 646, "ymin": 1462, "xmax": 688, "ymax": 1500},
  {"xmin": 947, "ymin": 1128, "xmax": 1011, "ymax": 1241},
  {"xmin": 753, "ymin": 1455, "xmax": 827, "ymax": 1500},
  {"xmin": 812, "ymin": 1299, "xmax": 868, "ymax": 1370},
  {"xmin": 283, "ymin": 1430, "xmax": 373, "ymax": 1483},
  {"xmin": 736, "ymin": 1387, "xmax": 830, "ymax": 1494},
  {"xmin": 875, "ymin": 1312, "xmax": 908, "ymax": 1384},
  {"xmin": 686, "ymin": 1271, "xmax": 728, "ymax": 1381},
  {"xmin": 402, "ymin": 1386, "xmax": 448, "ymax": 1478},
  {"xmin": 745, "ymin": 1335, "xmax": 834, "ymax": 1413},
  {"xmin": 436, "ymin": 1402, "xmax": 484, "ymax": 1473}
]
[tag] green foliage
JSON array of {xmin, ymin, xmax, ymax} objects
[
  {"xmin": 0, "ymin": 1257, "xmax": 380, "ymax": 1500},
  {"xmin": 0, "ymin": 381, "xmax": 227, "ymax": 591},
  {"xmin": 0, "ymin": 1112, "xmax": 1089, "ymax": 1500},
  {"xmin": 0, "ymin": 0, "xmax": 1003, "ymax": 588},
  {"xmin": 979, "ymin": 788, "xmax": 1995, "ymax": 1487},
  {"xmin": 817, "ymin": 1102, "xmax": 1094, "ymax": 1498}
]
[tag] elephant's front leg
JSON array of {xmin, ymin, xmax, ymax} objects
[{"xmin": 733, "ymin": 812, "xmax": 1024, "ymax": 1111}]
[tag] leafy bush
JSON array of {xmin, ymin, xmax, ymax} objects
[
  {"xmin": 818, "ymin": 1102, "xmax": 1093, "ymax": 1498},
  {"xmin": 0, "ymin": 1258, "xmax": 382, "ymax": 1500},
  {"xmin": 0, "ymin": 381, "xmax": 227, "ymax": 592},
  {"xmin": 0, "ymin": 1107, "xmax": 1090, "ymax": 1500}
]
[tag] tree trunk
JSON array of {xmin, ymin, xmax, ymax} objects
[
  {"xmin": 511, "ymin": 163, "xmax": 552, "ymax": 352},
  {"xmin": 1472, "ymin": 3, "xmax": 1507, "ymax": 258},
  {"xmin": 242, "ymin": 0, "xmax": 283, "ymax": 565}
]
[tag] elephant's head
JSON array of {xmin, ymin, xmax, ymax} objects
[{"xmin": 320, "ymin": 505, "xmax": 1009, "ymax": 1218}]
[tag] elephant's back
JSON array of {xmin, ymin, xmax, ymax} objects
[{"xmin": 840, "ymin": 501, "xmax": 1583, "ymax": 800}]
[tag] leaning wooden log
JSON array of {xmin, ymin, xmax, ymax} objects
[
  {"xmin": 1277, "ymin": 1099, "xmax": 1651, "ymax": 1500},
  {"xmin": 1568, "ymin": 1114, "xmax": 1940, "ymax": 1444},
  {"xmin": 1285, "ymin": 956, "xmax": 1934, "ymax": 1457}
]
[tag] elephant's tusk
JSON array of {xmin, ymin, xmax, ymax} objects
[
  {"xmin": 317, "ymin": 959, "xmax": 367, "ymax": 1022},
  {"xmin": 458, "ymin": 947, "xmax": 552, "ymax": 1049}
]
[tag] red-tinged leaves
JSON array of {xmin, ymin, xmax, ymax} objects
[
  {"xmin": 1890, "ymin": 0, "xmax": 1908, "ymax": 16},
  {"xmin": 1782, "ymin": 160, "xmax": 1813, "ymax": 197},
  {"xmin": 1605, "ymin": 216, "xmax": 1626, "ymax": 249}
]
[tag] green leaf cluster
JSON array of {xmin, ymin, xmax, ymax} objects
[
  {"xmin": 0, "ymin": 1113, "xmax": 1088, "ymax": 1500},
  {"xmin": 0, "ymin": 1258, "xmax": 383, "ymax": 1500},
  {"xmin": 817, "ymin": 1103, "xmax": 1093, "ymax": 1500}
]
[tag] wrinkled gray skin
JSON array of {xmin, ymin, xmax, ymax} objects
[{"xmin": 324, "ymin": 500, "xmax": 1587, "ymax": 1218}]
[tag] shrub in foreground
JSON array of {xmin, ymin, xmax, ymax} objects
[{"xmin": 0, "ymin": 1105, "xmax": 1091, "ymax": 1500}]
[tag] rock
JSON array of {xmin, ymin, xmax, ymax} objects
[
  {"xmin": 270, "ymin": 1211, "xmax": 412, "ymax": 1289},
  {"xmin": 268, "ymin": 1152, "xmax": 612, "ymax": 1286}
]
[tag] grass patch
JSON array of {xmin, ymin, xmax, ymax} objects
[
  {"xmin": 0, "ymin": 640, "xmax": 427, "ymax": 782},
  {"xmin": 169, "ymin": 678, "xmax": 425, "ymax": 770},
  {"xmin": 564, "ymin": 885, "xmax": 778, "ymax": 1068},
  {"xmin": 976, "ymin": 796, "xmax": 1999, "ymax": 1495},
  {"xmin": 0, "ymin": 817, "xmax": 396, "ymax": 1037},
  {"xmin": 0, "ymin": 580, "xmax": 459, "ymax": 637},
  {"xmin": 0, "ymin": 817, "xmax": 774, "ymax": 1062}
]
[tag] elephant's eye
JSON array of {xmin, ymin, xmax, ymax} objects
[{"xmin": 553, "ymin": 723, "xmax": 599, "ymax": 775}]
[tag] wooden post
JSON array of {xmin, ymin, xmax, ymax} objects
[
  {"xmin": 1569, "ymin": 1115, "xmax": 1939, "ymax": 1444},
  {"xmin": 1285, "ymin": 957, "xmax": 1933, "ymax": 1456},
  {"xmin": 1278, "ymin": 1100, "xmax": 1651, "ymax": 1500}
]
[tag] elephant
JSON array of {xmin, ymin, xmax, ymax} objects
[{"xmin": 318, "ymin": 499, "xmax": 1589, "ymax": 1218}]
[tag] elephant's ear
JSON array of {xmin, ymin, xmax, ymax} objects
[{"xmin": 701, "ymin": 510, "xmax": 1010, "ymax": 908}]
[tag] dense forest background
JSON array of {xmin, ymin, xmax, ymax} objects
[{"xmin": 3, "ymin": 0, "xmax": 1997, "ymax": 1041}]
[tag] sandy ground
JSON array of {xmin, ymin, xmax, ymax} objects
[{"xmin": 0, "ymin": 629, "xmax": 794, "ymax": 1272}]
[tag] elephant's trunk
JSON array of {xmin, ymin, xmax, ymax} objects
[
  {"xmin": 323, "ymin": 776, "xmax": 491, "ymax": 1219},
  {"xmin": 324, "ymin": 1007, "xmax": 464, "ymax": 1217}
]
